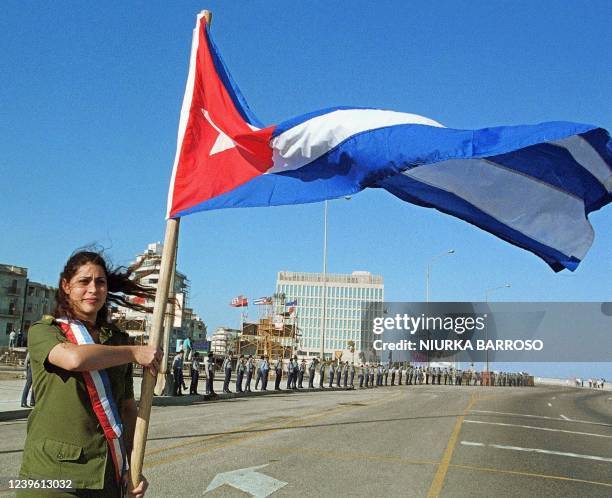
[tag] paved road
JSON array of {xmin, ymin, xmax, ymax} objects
[{"xmin": 0, "ymin": 385, "xmax": 610, "ymax": 497}]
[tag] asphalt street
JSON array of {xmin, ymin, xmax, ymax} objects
[{"xmin": 0, "ymin": 385, "xmax": 610, "ymax": 497}]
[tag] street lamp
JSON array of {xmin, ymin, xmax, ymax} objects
[
  {"xmin": 424, "ymin": 249, "xmax": 455, "ymax": 368},
  {"xmin": 425, "ymin": 249, "xmax": 455, "ymax": 302},
  {"xmin": 320, "ymin": 197, "xmax": 351, "ymax": 361},
  {"xmin": 320, "ymin": 200, "xmax": 329, "ymax": 360},
  {"xmin": 484, "ymin": 283, "xmax": 511, "ymax": 378}
]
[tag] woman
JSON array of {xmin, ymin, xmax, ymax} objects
[{"xmin": 19, "ymin": 250, "xmax": 162, "ymax": 497}]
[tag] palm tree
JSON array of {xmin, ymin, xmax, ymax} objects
[{"xmin": 347, "ymin": 340, "xmax": 355, "ymax": 364}]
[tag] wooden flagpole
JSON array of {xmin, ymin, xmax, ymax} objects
[
  {"xmin": 130, "ymin": 11, "xmax": 211, "ymax": 488},
  {"xmin": 130, "ymin": 217, "xmax": 179, "ymax": 487}
]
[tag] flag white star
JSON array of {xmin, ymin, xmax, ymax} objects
[{"xmin": 201, "ymin": 109, "xmax": 260, "ymax": 156}]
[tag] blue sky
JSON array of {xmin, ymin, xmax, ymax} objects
[{"xmin": 1, "ymin": 1, "xmax": 610, "ymax": 378}]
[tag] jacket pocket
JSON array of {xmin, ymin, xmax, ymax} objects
[{"xmin": 43, "ymin": 439, "xmax": 84, "ymax": 462}]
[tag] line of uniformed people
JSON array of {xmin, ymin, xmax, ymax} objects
[{"xmin": 173, "ymin": 353, "xmax": 531, "ymax": 395}]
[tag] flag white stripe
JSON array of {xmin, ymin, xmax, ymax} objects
[
  {"xmin": 551, "ymin": 135, "xmax": 612, "ymax": 192},
  {"xmin": 269, "ymin": 109, "xmax": 444, "ymax": 174},
  {"xmin": 166, "ymin": 11, "xmax": 207, "ymax": 218},
  {"xmin": 404, "ymin": 158, "xmax": 594, "ymax": 259}
]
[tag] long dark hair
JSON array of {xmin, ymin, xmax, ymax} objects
[{"xmin": 54, "ymin": 249, "xmax": 156, "ymax": 326}]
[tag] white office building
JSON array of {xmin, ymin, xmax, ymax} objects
[{"xmin": 276, "ymin": 271, "xmax": 384, "ymax": 362}]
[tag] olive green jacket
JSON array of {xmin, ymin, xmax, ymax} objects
[{"xmin": 19, "ymin": 317, "xmax": 134, "ymax": 489}]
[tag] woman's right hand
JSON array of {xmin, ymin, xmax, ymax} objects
[{"xmin": 133, "ymin": 346, "xmax": 162, "ymax": 377}]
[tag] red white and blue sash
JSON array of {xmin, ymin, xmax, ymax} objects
[{"xmin": 56, "ymin": 319, "xmax": 128, "ymax": 483}]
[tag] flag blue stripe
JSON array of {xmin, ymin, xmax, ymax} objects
[{"xmin": 205, "ymin": 25, "xmax": 264, "ymax": 128}]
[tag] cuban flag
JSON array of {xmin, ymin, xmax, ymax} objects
[{"xmin": 167, "ymin": 12, "xmax": 611, "ymax": 272}]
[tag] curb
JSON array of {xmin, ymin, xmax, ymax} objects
[
  {"xmin": 152, "ymin": 386, "xmax": 352, "ymax": 407},
  {"xmin": 0, "ymin": 408, "xmax": 31, "ymax": 422}
]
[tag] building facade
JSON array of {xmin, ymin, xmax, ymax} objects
[
  {"xmin": 0, "ymin": 264, "xmax": 57, "ymax": 346},
  {"xmin": 113, "ymin": 243, "xmax": 206, "ymax": 346},
  {"xmin": 210, "ymin": 327, "xmax": 241, "ymax": 356},
  {"xmin": 276, "ymin": 271, "xmax": 384, "ymax": 362}
]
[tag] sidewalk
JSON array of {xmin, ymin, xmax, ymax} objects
[{"xmin": 0, "ymin": 369, "xmax": 349, "ymax": 421}]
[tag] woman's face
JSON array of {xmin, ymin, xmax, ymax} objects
[{"xmin": 62, "ymin": 263, "xmax": 108, "ymax": 323}]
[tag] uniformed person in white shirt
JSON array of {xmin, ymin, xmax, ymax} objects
[
  {"xmin": 222, "ymin": 352, "xmax": 233, "ymax": 393},
  {"xmin": 245, "ymin": 355, "xmax": 254, "ymax": 392},
  {"xmin": 308, "ymin": 358, "xmax": 317, "ymax": 388}
]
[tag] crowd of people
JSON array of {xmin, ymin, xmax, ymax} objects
[
  {"xmin": 575, "ymin": 377, "xmax": 606, "ymax": 389},
  {"xmin": 171, "ymin": 352, "xmax": 533, "ymax": 396}
]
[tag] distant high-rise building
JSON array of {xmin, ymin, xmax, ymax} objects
[
  {"xmin": 113, "ymin": 243, "xmax": 206, "ymax": 344},
  {"xmin": 275, "ymin": 271, "xmax": 384, "ymax": 362}
]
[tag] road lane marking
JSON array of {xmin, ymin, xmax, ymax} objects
[
  {"xmin": 463, "ymin": 419, "xmax": 612, "ymax": 438},
  {"xmin": 470, "ymin": 409, "xmax": 612, "ymax": 427},
  {"xmin": 560, "ymin": 414, "xmax": 570, "ymax": 421},
  {"xmin": 547, "ymin": 402, "xmax": 552, "ymax": 407},
  {"xmin": 449, "ymin": 463, "xmax": 612, "ymax": 489},
  {"xmin": 552, "ymin": 397, "xmax": 556, "ymax": 400},
  {"xmin": 460, "ymin": 441, "xmax": 485, "ymax": 446},
  {"xmin": 427, "ymin": 392, "xmax": 477, "ymax": 498},
  {"xmin": 204, "ymin": 464, "xmax": 287, "ymax": 497},
  {"xmin": 461, "ymin": 441, "xmax": 612, "ymax": 463}
]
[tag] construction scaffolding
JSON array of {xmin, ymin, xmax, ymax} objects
[{"xmin": 237, "ymin": 315, "xmax": 300, "ymax": 361}]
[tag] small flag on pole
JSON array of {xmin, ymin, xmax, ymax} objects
[
  {"xmin": 285, "ymin": 300, "xmax": 297, "ymax": 307},
  {"xmin": 230, "ymin": 296, "xmax": 248, "ymax": 307},
  {"xmin": 253, "ymin": 296, "xmax": 273, "ymax": 305}
]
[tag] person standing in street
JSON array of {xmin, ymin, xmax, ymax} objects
[
  {"xmin": 298, "ymin": 359, "xmax": 306, "ymax": 388},
  {"xmin": 390, "ymin": 365, "xmax": 396, "ymax": 386},
  {"xmin": 182, "ymin": 336, "xmax": 192, "ymax": 362},
  {"xmin": 329, "ymin": 361, "xmax": 335, "ymax": 388},
  {"xmin": 189, "ymin": 351, "xmax": 201, "ymax": 395},
  {"xmin": 349, "ymin": 362, "xmax": 355, "ymax": 388},
  {"xmin": 245, "ymin": 355, "xmax": 254, "ymax": 392},
  {"xmin": 274, "ymin": 359, "xmax": 283, "ymax": 390},
  {"xmin": 21, "ymin": 351, "xmax": 35, "ymax": 408},
  {"xmin": 255, "ymin": 355, "xmax": 263, "ymax": 390},
  {"xmin": 205, "ymin": 352, "xmax": 216, "ymax": 396},
  {"xmin": 222, "ymin": 352, "xmax": 233, "ymax": 393},
  {"xmin": 318, "ymin": 360, "xmax": 326, "ymax": 388},
  {"xmin": 370, "ymin": 364, "xmax": 375, "ymax": 387},
  {"xmin": 8, "ymin": 329, "xmax": 17, "ymax": 350},
  {"xmin": 261, "ymin": 355, "xmax": 270, "ymax": 390},
  {"xmin": 292, "ymin": 356, "xmax": 300, "ymax": 389},
  {"xmin": 235, "ymin": 354, "xmax": 245, "ymax": 393},
  {"xmin": 308, "ymin": 358, "xmax": 316, "ymax": 388},
  {"xmin": 336, "ymin": 361, "xmax": 342, "ymax": 387},
  {"xmin": 343, "ymin": 362, "xmax": 349, "ymax": 388},
  {"xmin": 286, "ymin": 357, "xmax": 294, "ymax": 389},
  {"xmin": 172, "ymin": 350, "xmax": 185, "ymax": 396}
]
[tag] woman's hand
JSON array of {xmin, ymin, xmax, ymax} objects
[
  {"xmin": 133, "ymin": 346, "xmax": 162, "ymax": 377},
  {"xmin": 124, "ymin": 473, "xmax": 148, "ymax": 498}
]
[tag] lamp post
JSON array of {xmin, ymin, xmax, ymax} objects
[
  {"xmin": 320, "ymin": 197, "xmax": 351, "ymax": 361},
  {"xmin": 425, "ymin": 250, "xmax": 455, "ymax": 302},
  {"xmin": 424, "ymin": 249, "xmax": 454, "ymax": 368},
  {"xmin": 484, "ymin": 283, "xmax": 511, "ymax": 378},
  {"xmin": 320, "ymin": 200, "xmax": 328, "ymax": 360}
]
